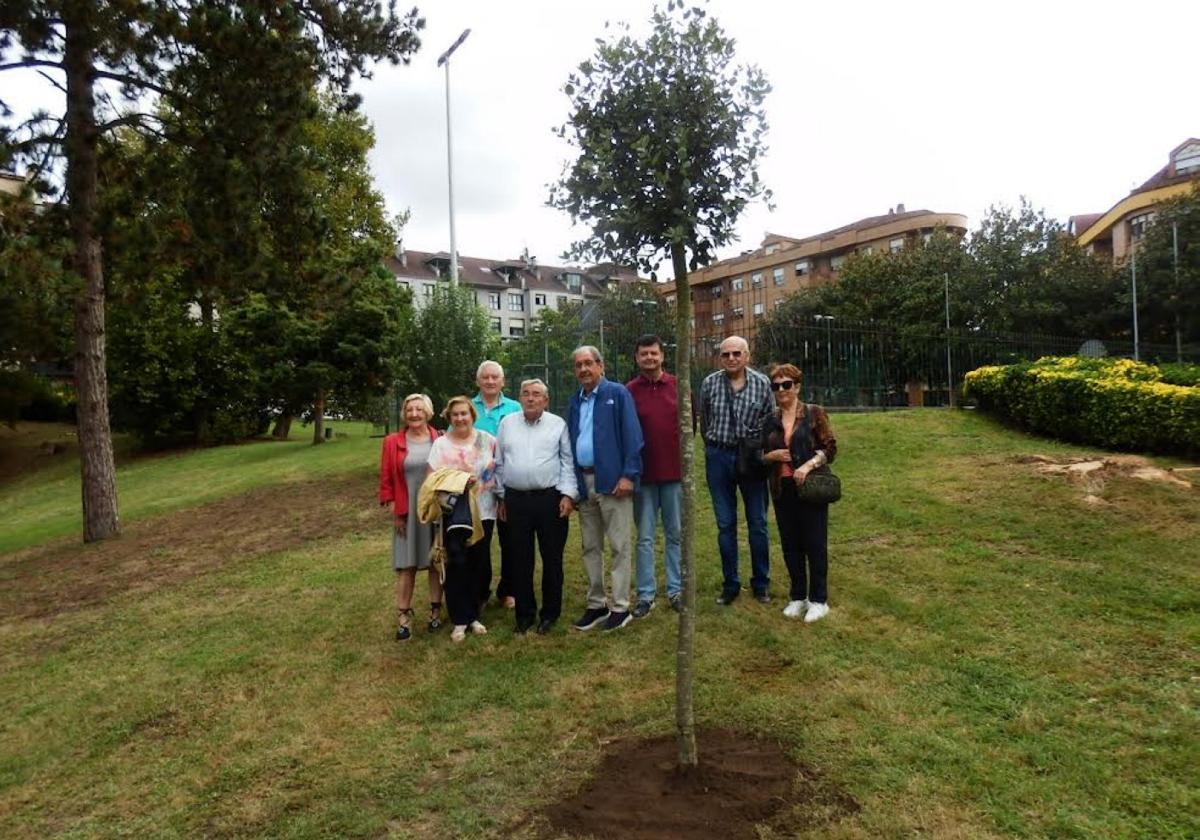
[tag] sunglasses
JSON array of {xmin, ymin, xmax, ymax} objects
[
  {"xmin": 720, "ymin": 350, "xmax": 744, "ymax": 359},
  {"xmin": 770, "ymin": 380, "xmax": 796, "ymax": 391}
]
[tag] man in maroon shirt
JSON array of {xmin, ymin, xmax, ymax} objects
[{"xmin": 626, "ymin": 334, "xmax": 683, "ymax": 617}]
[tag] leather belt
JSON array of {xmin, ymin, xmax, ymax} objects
[
  {"xmin": 507, "ymin": 487, "xmax": 558, "ymax": 496},
  {"xmin": 579, "ymin": 467, "xmax": 595, "ymax": 474}
]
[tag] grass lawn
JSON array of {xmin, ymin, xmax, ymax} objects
[{"xmin": 0, "ymin": 410, "xmax": 1196, "ymax": 838}]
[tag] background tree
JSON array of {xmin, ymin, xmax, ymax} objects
[
  {"xmin": 1, "ymin": 1, "xmax": 423, "ymax": 541},
  {"xmin": 550, "ymin": 1, "xmax": 771, "ymax": 768},
  {"xmin": 1128, "ymin": 186, "xmax": 1200, "ymax": 359},
  {"xmin": 405, "ymin": 284, "xmax": 501, "ymax": 420}
]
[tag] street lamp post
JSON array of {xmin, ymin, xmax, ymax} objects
[
  {"xmin": 437, "ymin": 28, "xmax": 471, "ymax": 286},
  {"xmin": 815, "ymin": 314, "xmax": 834, "ymax": 401},
  {"xmin": 1131, "ymin": 247, "xmax": 1140, "ymax": 361}
]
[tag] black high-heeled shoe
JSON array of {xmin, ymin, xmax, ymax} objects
[
  {"xmin": 427, "ymin": 602, "xmax": 443, "ymax": 633},
  {"xmin": 396, "ymin": 607, "xmax": 414, "ymax": 641}
]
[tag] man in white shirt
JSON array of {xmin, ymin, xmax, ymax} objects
[{"xmin": 495, "ymin": 379, "xmax": 579, "ymax": 635}]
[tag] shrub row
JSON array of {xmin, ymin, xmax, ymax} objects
[{"xmin": 963, "ymin": 356, "xmax": 1200, "ymax": 457}]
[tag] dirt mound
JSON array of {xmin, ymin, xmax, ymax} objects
[
  {"xmin": 0, "ymin": 472, "xmax": 376, "ymax": 623},
  {"xmin": 538, "ymin": 728, "xmax": 859, "ymax": 839}
]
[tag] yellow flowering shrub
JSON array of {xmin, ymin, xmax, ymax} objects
[{"xmin": 963, "ymin": 357, "xmax": 1200, "ymax": 456}]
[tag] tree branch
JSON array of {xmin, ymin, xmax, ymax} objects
[
  {"xmin": 91, "ymin": 69, "xmax": 176, "ymax": 100},
  {"xmin": 0, "ymin": 58, "xmax": 65, "ymax": 73},
  {"xmin": 35, "ymin": 69, "xmax": 67, "ymax": 94},
  {"xmin": 96, "ymin": 112, "xmax": 163, "ymax": 134}
]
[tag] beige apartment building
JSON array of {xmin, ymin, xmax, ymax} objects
[
  {"xmin": 660, "ymin": 206, "xmax": 968, "ymax": 351},
  {"xmin": 387, "ymin": 244, "xmax": 641, "ymax": 340},
  {"xmin": 1071, "ymin": 139, "xmax": 1200, "ymax": 262}
]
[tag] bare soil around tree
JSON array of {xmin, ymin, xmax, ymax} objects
[{"xmin": 537, "ymin": 728, "xmax": 860, "ymax": 839}]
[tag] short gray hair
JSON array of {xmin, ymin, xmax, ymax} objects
[
  {"xmin": 519, "ymin": 378, "xmax": 549, "ymax": 396},
  {"xmin": 572, "ymin": 345, "xmax": 603, "ymax": 365},
  {"xmin": 476, "ymin": 360, "xmax": 504, "ymax": 379}
]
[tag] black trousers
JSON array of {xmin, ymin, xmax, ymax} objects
[
  {"xmin": 446, "ymin": 519, "xmax": 494, "ymax": 626},
  {"xmin": 771, "ymin": 482, "xmax": 829, "ymax": 604},
  {"xmin": 494, "ymin": 517, "xmax": 512, "ymax": 600},
  {"xmin": 506, "ymin": 489, "xmax": 569, "ymax": 624}
]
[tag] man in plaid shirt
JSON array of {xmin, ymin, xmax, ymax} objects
[{"xmin": 697, "ymin": 335, "xmax": 775, "ymax": 605}]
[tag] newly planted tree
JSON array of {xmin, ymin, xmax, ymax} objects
[{"xmin": 550, "ymin": 1, "xmax": 770, "ymax": 766}]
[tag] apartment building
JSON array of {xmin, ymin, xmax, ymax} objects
[
  {"xmin": 1071, "ymin": 139, "xmax": 1200, "ymax": 262},
  {"xmin": 660, "ymin": 206, "xmax": 968, "ymax": 349},
  {"xmin": 387, "ymin": 245, "xmax": 641, "ymax": 340}
]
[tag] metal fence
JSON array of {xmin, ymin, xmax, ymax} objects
[{"xmin": 379, "ymin": 319, "xmax": 1199, "ymax": 429}]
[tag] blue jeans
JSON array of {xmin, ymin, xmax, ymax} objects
[
  {"xmin": 705, "ymin": 445, "xmax": 770, "ymax": 595},
  {"xmin": 634, "ymin": 481, "xmax": 682, "ymax": 601}
]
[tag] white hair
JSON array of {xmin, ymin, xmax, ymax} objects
[
  {"xmin": 519, "ymin": 378, "xmax": 549, "ymax": 396},
  {"xmin": 476, "ymin": 360, "xmax": 504, "ymax": 379},
  {"xmin": 572, "ymin": 345, "xmax": 603, "ymax": 365}
]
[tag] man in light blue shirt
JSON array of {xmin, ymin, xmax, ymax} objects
[{"xmin": 471, "ymin": 360, "xmax": 522, "ymax": 609}]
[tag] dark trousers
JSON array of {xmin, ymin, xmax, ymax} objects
[
  {"xmin": 772, "ymin": 482, "xmax": 829, "ymax": 603},
  {"xmin": 506, "ymin": 489, "xmax": 569, "ymax": 624},
  {"xmin": 446, "ymin": 519, "xmax": 494, "ymax": 626},
  {"xmin": 494, "ymin": 517, "xmax": 512, "ymax": 600}
]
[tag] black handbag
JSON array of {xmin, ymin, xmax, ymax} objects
[
  {"xmin": 726, "ymin": 385, "xmax": 770, "ymax": 481},
  {"xmin": 793, "ymin": 406, "xmax": 842, "ymax": 504}
]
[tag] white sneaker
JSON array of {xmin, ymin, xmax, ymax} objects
[
  {"xmin": 782, "ymin": 599, "xmax": 808, "ymax": 619},
  {"xmin": 469, "ymin": 620, "xmax": 488, "ymax": 635},
  {"xmin": 804, "ymin": 602, "xmax": 829, "ymax": 623},
  {"xmin": 451, "ymin": 625, "xmax": 467, "ymax": 642}
]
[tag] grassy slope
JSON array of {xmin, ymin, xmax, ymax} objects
[
  {"xmin": 0, "ymin": 422, "xmax": 377, "ymax": 553},
  {"xmin": 0, "ymin": 411, "xmax": 1196, "ymax": 838}
]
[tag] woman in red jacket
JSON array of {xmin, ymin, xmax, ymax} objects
[{"xmin": 379, "ymin": 393, "xmax": 442, "ymax": 640}]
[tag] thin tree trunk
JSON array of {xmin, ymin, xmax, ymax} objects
[
  {"xmin": 672, "ymin": 240, "xmax": 697, "ymax": 769},
  {"xmin": 312, "ymin": 389, "xmax": 325, "ymax": 444},
  {"xmin": 64, "ymin": 6, "xmax": 119, "ymax": 542}
]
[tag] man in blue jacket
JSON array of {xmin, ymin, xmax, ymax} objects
[{"xmin": 567, "ymin": 345, "xmax": 644, "ymax": 632}]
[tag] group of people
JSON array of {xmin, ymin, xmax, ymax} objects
[{"xmin": 377, "ymin": 334, "xmax": 838, "ymax": 643}]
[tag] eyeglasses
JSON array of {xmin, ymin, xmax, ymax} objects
[
  {"xmin": 720, "ymin": 350, "xmax": 744, "ymax": 359},
  {"xmin": 770, "ymin": 380, "xmax": 796, "ymax": 391}
]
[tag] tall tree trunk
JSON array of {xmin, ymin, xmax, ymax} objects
[
  {"xmin": 64, "ymin": 6, "xmax": 119, "ymax": 542},
  {"xmin": 672, "ymin": 241, "xmax": 697, "ymax": 768},
  {"xmin": 312, "ymin": 389, "xmax": 325, "ymax": 444}
]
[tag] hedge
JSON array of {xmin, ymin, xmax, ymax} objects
[{"xmin": 962, "ymin": 356, "xmax": 1200, "ymax": 457}]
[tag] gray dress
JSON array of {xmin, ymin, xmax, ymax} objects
[{"xmin": 392, "ymin": 437, "xmax": 434, "ymax": 570}]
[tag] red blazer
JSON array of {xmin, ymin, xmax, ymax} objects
[{"xmin": 379, "ymin": 427, "xmax": 440, "ymax": 521}]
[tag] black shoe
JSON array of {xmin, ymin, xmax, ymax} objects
[
  {"xmin": 395, "ymin": 625, "xmax": 411, "ymax": 641},
  {"xmin": 536, "ymin": 619, "xmax": 555, "ymax": 635},
  {"xmin": 668, "ymin": 594, "xmax": 682, "ymax": 613},
  {"xmin": 514, "ymin": 618, "xmax": 535, "ymax": 635},
  {"xmin": 754, "ymin": 591, "xmax": 771, "ymax": 604},
  {"xmin": 631, "ymin": 600, "xmax": 655, "ymax": 619},
  {"xmin": 572, "ymin": 607, "xmax": 610, "ymax": 631},
  {"xmin": 715, "ymin": 590, "xmax": 740, "ymax": 606},
  {"xmin": 602, "ymin": 610, "xmax": 632, "ymax": 631}
]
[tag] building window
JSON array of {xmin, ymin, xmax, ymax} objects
[
  {"xmin": 534, "ymin": 293, "xmax": 546, "ymax": 306},
  {"xmin": 564, "ymin": 272, "xmax": 582, "ymax": 291},
  {"xmin": 773, "ymin": 267, "xmax": 785, "ymax": 286},
  {"xmin": 774, "ymin": 298, "xmax": 784, "ymax": 308},
  {"xmin": 732, "ymin": 306, "xmax": 744, "ymax": 319},
  {"xmin": 557, "ymin": 295, "xmax": 570, "ymax": 310},
  {"xmin": 423, "ymin": 283, "xmax": 436, "ymax": 298},
  {"xmin": 490, "ymin": 317, "xmax": 502, "ymax": 333},
  {"xmin": 1129, "ymin": 213, "xmax": 1155, "ymax": 240},
  {"xmin": 861, "ymin": 246, "xmax": 874, "ymax": 256},
  {"xmin": 890, "ymin": 237, "xmax": 904, "ymax": 254},
  {"xmin": 509, "ymin": 318, "xmax": 525, "ymax": 337},
  {"xmin": 794, "ymin": 260, "xmax": 810, "ymax": 276},
  {"xmin": 666, "ymin": 295, "xmax": 676, "ymax": 305},
  {"xmin": 731, "ymin": 277, "xmax": 745, "ymax": 291},
  {"xmin": 712, "ymin": 312, "xmax": 725, "ymax": 325},
  {"xmin": 751, "ymin": 272, "xmax": 763, "ymax": 287},
  {"xmin": 711, "ymin": 285, "xmax": 723, "ymax": 299},
  {"xmin": 396, "ymin": 279, "xmax": 410, "ymax": 290},
  {"xmin": 488, "ymin": 292, "xmax": 501, "ymax": 310},
  {"xmin": 508, "ymin": 292, "xmax": 524, "ymax": 311},
  {"xmin": 923, "ymin": 232, "xmax": 934, "ymax": 244},
  {"xmin": 765, "ymin": 244, "xmax": 780, "ymax": 255},
  {"xmin": 830, "ymin": 255, "xmax": 846, "ymax": 272},
  {"xmin": 753, "ymin": 302, "xmax": 765, "ymax": 318}
]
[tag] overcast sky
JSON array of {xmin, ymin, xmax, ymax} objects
[
  {"xmin": 6, "ymin": 1, "xmax": 1197, "ymax": 279},
  {"xmin": 358, "ymin": 0, "xmax": 1196, "ymax": 277}
]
